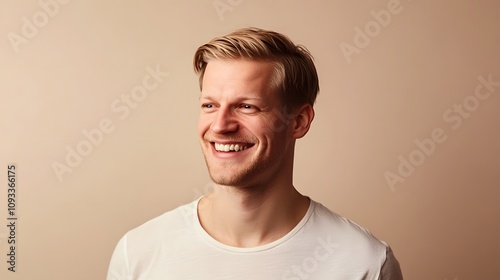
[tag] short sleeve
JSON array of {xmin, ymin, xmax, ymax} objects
[
  {"xmin": 379, "ymin": 246, "xmax": 403, "ymax": 280},
  {"xmin": 106, "ymin": 235, "xmax": 132, "ymax": 280}
]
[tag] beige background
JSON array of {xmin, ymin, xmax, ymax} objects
[{"xmin": 1, "ymin": 0, "xmax": 499, "ymax": 279}]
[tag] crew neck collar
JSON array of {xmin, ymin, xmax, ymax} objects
[{"xmin": 192, "ymin": 196, "xmax": 315, "ymax": 253}]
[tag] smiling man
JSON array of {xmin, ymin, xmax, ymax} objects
[{"xmin": 107, "ymin": 27, "xmax": 403, "ymax": 279}]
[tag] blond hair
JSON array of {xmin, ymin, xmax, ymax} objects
[{"xmin": 193, "ymin": 27, "xmax": 319, "ymax": 108}]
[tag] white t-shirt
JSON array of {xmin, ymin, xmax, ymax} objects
[{"xmin": 107, "ymin": 197, "xmax": 403, "ymax": 280}]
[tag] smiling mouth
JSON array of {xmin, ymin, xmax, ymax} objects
[{"xmin": 213, "ymin": 143, "xmax": 253, "ymax": 152}]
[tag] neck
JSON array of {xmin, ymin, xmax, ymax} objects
[{"xmin": 198, "ymin": 179, "xmax": 310, "ymax": 248}]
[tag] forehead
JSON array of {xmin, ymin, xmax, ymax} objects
[{"xmin": 201, "ymin": 59, "xmax": 276, "ymax": 100}]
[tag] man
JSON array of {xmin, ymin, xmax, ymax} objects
[{"xmin": 107, "ymin": 27, "xmax": 403, "ymax": 279}]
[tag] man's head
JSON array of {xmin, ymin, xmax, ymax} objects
[
  {"xmin": 194, "ymin": 27, "xmax": 319, "ymax": 110},
  {"xmin": 194, "ymin": 28, "xmax": 319, "ymax": 188}
]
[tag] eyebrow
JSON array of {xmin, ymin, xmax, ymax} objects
[{"xmin": 199, "ymin": 95, "xmax": 264, "ymax": 103}]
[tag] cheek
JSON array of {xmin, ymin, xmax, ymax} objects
[
  {"xmin": 197, "ymin": 115, "xmax": 211, "ymax": 135},
  {"xmin": 259, "ymin": 118, "xmax": 292, "ymax": 146},
  {"xmin": 256, "ymin": 116, "xmax": 287, "ymax": 136},
  {"xmin": 250, "ymin": 120, "xmax": 281, "ymax": 144}
]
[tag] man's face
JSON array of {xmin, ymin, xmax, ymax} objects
[{"xmin": 198, "ymin": 59, "xmax": 294, "ymax": 187}]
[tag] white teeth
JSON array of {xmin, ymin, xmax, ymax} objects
[{"xmin": 214, "ymin": 143, "xmax": 249, "ymax": 152}]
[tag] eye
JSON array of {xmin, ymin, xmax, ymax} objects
[
  {"xmin": 238, "ymin": 104, "xmax": 259, "ymax": 113},
  {"xmin": 201, "ymin": 103, "xmax": 216, "ymax": 112}
]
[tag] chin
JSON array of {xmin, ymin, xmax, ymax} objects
[{"xmin": 208, "ymin": 171, "xmax": 246, "ymax": 187}]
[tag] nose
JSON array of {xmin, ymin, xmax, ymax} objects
[{"xmin": 210, "ymin": 106, "xmax": 238, "ymax": 134}]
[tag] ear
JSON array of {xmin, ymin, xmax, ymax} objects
[{"xmin": 290, "ymin": 104, "xmax": 315, "ymax": 139}]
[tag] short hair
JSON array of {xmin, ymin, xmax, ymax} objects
[{"xmin": 193, "ymin": 27, "xmax": 319, "ymax": 108}]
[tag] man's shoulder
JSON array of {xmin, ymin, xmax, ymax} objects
[
  {"xmin": 309, "ymin": 200, "xmax": 389, "ymax": 252},
  {"xmin": 109, "ymin": 199, "xmax": 201, "ymax": 274},
  {"xmin": 302, "ymin": 200, "xmax": 393, "ymax": 275},
  {"xmin": 125, "ymin": 199, "xmax": 198, "ymax": 242}
]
